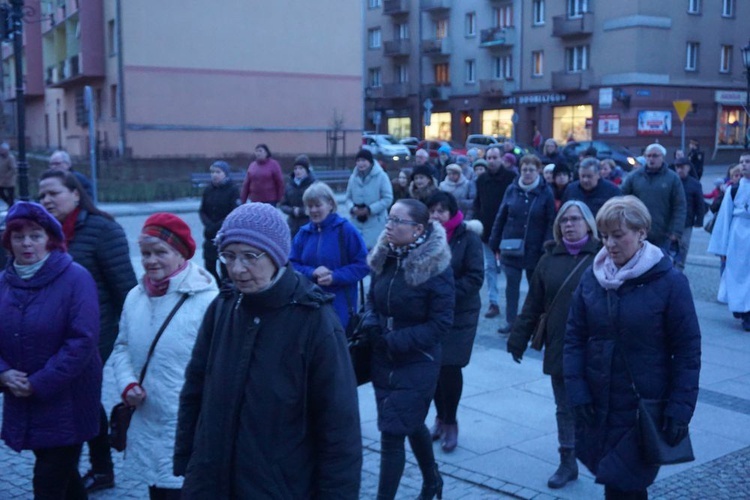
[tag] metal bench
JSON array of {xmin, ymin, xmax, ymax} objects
[{"xmin": 312, "ymin": 168, "xmax": 352, "ymax": 192}]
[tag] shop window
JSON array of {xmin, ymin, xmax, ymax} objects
[
  {"xmin": 493, "ymin": 5, "xmax": 513, "ymax": 28},
  {"xmin": 368, "ymin": 28, "xmax": 381, "ymax": 49},
  {"xmin": 565, "ymin": 45, "xmax": 589, "ymax": 72},
  {"xmin": 533, "ymin": 0, "xmax": 545, "ymax": 25},
  {"xmin": 424, "ymin": 112, "xmax": 452, "ymax": 141},
  {"xmin": 553, "ymin": 105, "xmax": 592, "ymax": 143},
  {"xmin": 685, "ymin": 42, "xmax": 699, "ymax": 71},
  {"xmin": 721, "ymin": 0, "xmax": 734, "ymax": 17},
  {"xmin": 434, "ymin": 63, "xmax": 450, "ymax": 85},
  {"xmin": 717, "ymin": 106, "xmax": 746, "ymax": 147},
  {"xmin": 532, "ymin": 51, "xmax": 543, "ymax": 77},
  {"xmin": 482, "ymin": 109, "xmax": 514, "ymax": 138},
  {"xmin": 465, "ymin": 12, "xmax": 476, "ymax": 37},
  {"xmin": 435, "ymin": 19, "xmax": 448, "ymax": 39},
  {"xmin": 369, "ymin": 67, "xmax": 382, "ymax": 87},
  {"xmin": 493, "ymin": 55, "xmax": 513, "ymax": 80},
  {"xmin": 465, "ymin": 60, "xmax": 476, "ymax": 84},
  {"xmin": 388, "ymin": 117, "xmax": 411, "ymax": 139},
  {"xmin": 687, "ymin": 0, "xmax": 701, "ymax": 14},
  {"xmin": 567, "ymin": 0, "xmax": 587, "ymax": 18},
  {"xmin": 720, "ymin": 45, "xmax": 732, "ymax": 73}
]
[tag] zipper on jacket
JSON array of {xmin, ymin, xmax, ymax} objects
[{"xmin": 385, "ymin": 256, "xmax": 401, "ymax": 318}]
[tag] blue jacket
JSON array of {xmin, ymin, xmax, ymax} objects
[
  {"xmin": 561, "ymin": 179, "xmax": 622, "ymax": 216},
  {"xmin": 365, "ymin": 223, "xmax": 455, "ymax": 435},
  {"xmin": 489, "ymin": 179, "xmax": 555, "ymax": 270},
  {"xmin": 564, "ymin": 256, "xmax": 701, "ymax": 490},
  {"xmin": 0, "ymin": 251, "xmax": 102, "ymax": 451},
  {"xmin": 290, "ymin": 213, "xmax": 369, "ymax": 330}
]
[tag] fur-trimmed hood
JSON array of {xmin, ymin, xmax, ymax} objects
[
  {"xmin": 368, "ymin": 221, "xmax": 452, "ymax": 286},
  {"xmin": 464, "ymin": 219, "xmax": 483, "ymax": 236}
]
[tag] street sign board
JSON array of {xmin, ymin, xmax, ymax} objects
[
  {"xmin": 423, "ymin": 98, "xmax": 433, "ymax": 111},
  {"xmin": 673, "ymin": 100, "xmax": 692, "ymax": 122}
]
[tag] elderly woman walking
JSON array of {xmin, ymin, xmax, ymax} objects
[
  {"xmin": 0, "ymin": 201, "xmax": 102, "ymax": 498},
  {"xmin": 564, "ymin": 196, "xmax": 701, "ymax": 499},
  {"xmin": 507, "ymin": 200, "xmax": 599, "ymax": 489},
  {"xmin": 110, "ymin": 213, "xmax": 218, "ymax": 499},
  {"xmin": 175, "ymin": 203, "xmax": 362, "ymax": 498}
]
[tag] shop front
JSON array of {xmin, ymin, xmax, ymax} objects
[{"xmin": 714, "ymin": 90, "xmax": 748, "ymax": 150}]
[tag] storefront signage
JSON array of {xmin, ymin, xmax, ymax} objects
[
  {"xmin": 715, "ymin": 90, "xmax": 748, "ymax": 105},
  {"xmin": 637, "ymin": 110, "xmax": 672, "ymax": 136},
  {"xmin": 500, "ymin": 93, "xmax": 567, "ymax": 106},
  {"xmin": 598, "ymin": 114, "xmax": 620, "ymax": 134},
  {"xmin": 599, "ymin": 88, "xmax": 613, "ymax": 109},
  {"xmin": 636, "ymin": 89, "xmax": 651, "ymax": 97}
]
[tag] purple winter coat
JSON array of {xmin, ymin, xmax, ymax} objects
[{"xmin": 0, "ymin": 251, "xmax": 102, "ymax": 452}]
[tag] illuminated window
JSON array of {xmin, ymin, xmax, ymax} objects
[
  {"xmin": 532, "ymin": 51, "xmax": 543, "ymax": 77},
  {"xmin": 434, "ymin": 63, "xmax": 450, "ymax": 85}
]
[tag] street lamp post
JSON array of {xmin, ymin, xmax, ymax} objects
[
  {"xmin": 9, "ymin": 0, "xmax": 28, "ymax": 200},
  {"xmin": 742, "ymin": 39, "xmax": 750, "ymax": 150}
]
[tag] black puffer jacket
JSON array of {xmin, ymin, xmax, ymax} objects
[
  {"xmin": 443, "ymin": 220, "xmax": 484, "ymax": 367},
  {"xmin": 279, "ymin": 175, "xmax": 315, "ymax": 237},
  {"xmin": 508, "ymin": 239, "xmax": 598, "ymax": 376},
  {"xmin": 174, "ymin": 266, "xmax": 362, "ymax": 498},
  {"xmin": 199, "ymin": 180, "xmax": 240, "ymax": 259},
  {"xmin": 473, "ymin": 168, "xmax": 517, "ymax": 242},
  {"xmin": 67, "ymin": 210, "xmax": 136, "ymax": 362},
  {"xmin": 365, "ymin": 223, "xmax": 455, "ymax": 435}
]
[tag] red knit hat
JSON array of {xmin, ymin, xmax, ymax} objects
[{"xmin": 141, "ymin": 213, "xmax": 196, "ymax": 259}]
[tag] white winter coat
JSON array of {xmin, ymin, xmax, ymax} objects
[
  {"xmin": 345, "ymin": 161, "xmax": 394, "ymax": 249},
  {"xmin": 110, "ymin": 262, "xmax": 218, "ymax": 489}
]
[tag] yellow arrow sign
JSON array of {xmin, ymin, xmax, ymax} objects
[{"xmin": 673, "ymin": 100, "xmax": 692, "ymax": 122}]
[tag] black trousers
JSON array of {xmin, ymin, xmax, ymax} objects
[
  {"xmin": 377, "ymin": 425, "xmax": 436, "ymax": 500},
  {"xmin": 32, "ymin": 444, "xmax": 86, "ymax": 500},
  {"xmin": 148, "ymin": 486, "xmax": 182, "ymax": 500},
  {"xmin": 433, "ymin": 365, "xmax": 463, "ymax": 425},
  {"xmin": 86, "ymin": 404, "xmax": 113, "ymax": 474},
  {"xmin": 605, "ymin": 485, "xmax": 648, "ymax": 500}
]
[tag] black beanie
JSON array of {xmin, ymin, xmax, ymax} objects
[
  {"xmin": 294, "ymin": 154, "xmax": 311, "ymax": 173},
  {"xmin": 355, "ymin": 148, "xmax": 374, "ymax": 164}
]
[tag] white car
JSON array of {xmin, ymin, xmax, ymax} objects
[
  {"xmin": 465, "ymin": 134, "xmax": 505, "ymax": 151},
  {"xmin": 362, "ymin": 134, "xmax": 411, "ymax": 162}
]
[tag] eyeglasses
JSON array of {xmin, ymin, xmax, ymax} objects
[
  {"xmin": 559, "ymin": 216, "xmax": 583, "ymax": 225},
  {"xmin": 218, "ymin": 251, "xmax": 267, "ymax": 266},
  {"xmin": 386, "ymin": 216, "xmax": 418, "ymax": 226}
]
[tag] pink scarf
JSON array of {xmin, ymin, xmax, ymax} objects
[
  {"xmin": 592, "ymin": 241, "xmax": 663, "ymax": 290},
  {"xmin": 443, "ymin": 211, "xmax": 464, "ymax": 242},
  {"xmin": 143, "ymin": 261, "xmax": 188, "ymax": 297}
]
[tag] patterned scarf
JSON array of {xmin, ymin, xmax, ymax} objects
[{"xmin": 388, "ymin": 228, "xmax": 430, "ymax": 257}]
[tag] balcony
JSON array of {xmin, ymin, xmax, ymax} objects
[
  {"xmin": 384, "ymin": 39, "xmax": 411, "ymax": 57},
  {"xmin": 422, "ymin": 84, "xmax": 450, "ymax": 101},
  {"xmin": 422, "ymin": 38, "xmax": 451, "ymax": 56},
  {"xmin": 421, "ymin": 0, "xmax": 451, "ymax": 11},
  {"xmin": 383, "ymin": 83, "xmax": 411, "ymax": 99},
  {"xmin": 551, "ymin": 70, "xmax": 593, "ymax": 91},
  {"xmin": 383, "ymin": 0, "xmax": 409, "ymax": 15},
  {"xmin": 479, "ymin": 79, "xmax": 510, "ymax": 96},
  {"xmin": 479, "ymin": 26, "xmax": 516, "ymax": 48},
  {"xmin": 552, "ymin": 12, "xmax": 594, "ymax": 38}
]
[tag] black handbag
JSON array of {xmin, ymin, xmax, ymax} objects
[
  {"xmin": 499, "ymin": 195, "xmax": 538, "ymax": 259},
  {"xmin": 109, "ymin": 294, "xmax": 189, "ymax": 452}
]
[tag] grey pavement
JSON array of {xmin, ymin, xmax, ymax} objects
[{"xmin": 2, "ymin": 165, "xmax": 750, "ymax": 498}]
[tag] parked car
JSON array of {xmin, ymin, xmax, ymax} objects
[
  {"xmin": 399, "ymin": 137, "xmax": 420, "ymax": 156},
  {"xmin": 561, "ymin": 140, "xmax": 638, "ymax": 171},
  {"xmin": 465, "ymin": 134, "xmax": 505, "ymax": 151},
  {"xmin": 362, "ymin": 134, "xmax": 411, "ymax": 163},
  {"xmin": 418, "ymin": 139, "xmax": 466, "ymax": 159}
]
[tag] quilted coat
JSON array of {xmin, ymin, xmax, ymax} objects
[
  {"xmin": 0, "ymin": 251, "xmax": 102, "ymax": 452},
  {"xmin": 365, "ymin": 223, "xmax": 455, "ymax": 435},
  {"xmin": 345, "ymin": 162, "xmax": 393, "ymax": 249},
  {"xmin": 563, "ymin": 255, "xmax": 701, "ymax": 491},
  {"xmin": 110, "ymin": 262, "xmax": 218, "ymax": 489}
]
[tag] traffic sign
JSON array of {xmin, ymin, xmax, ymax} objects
[
  {"xmin": 673, "ymin": 100, "xmax": 692, "ymax": 122},
  {"xmin": 423, "ymin": 98, "xmax": 433, "ymax": 111}
]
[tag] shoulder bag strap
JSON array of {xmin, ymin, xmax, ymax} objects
[
  {"xmin": 521, "ymin": 194, "xmax": 538, "ymax": 244},
  {"xmin": 138, "ymin": 293, "xmax": 190, "ymax": 384},
  {"xmin": 545, "ymin": 254, "xmax": 592, "ymax": 314}
]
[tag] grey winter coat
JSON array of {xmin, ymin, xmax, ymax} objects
[
  {"xmin": 439, "ymin": 175, "xmax": 476, "ymax": 219},
  {"xmin": 345, "ymin": 162, "xmax": 394, "ymax": 249}
]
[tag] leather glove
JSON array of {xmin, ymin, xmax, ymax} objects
[
  {"xmin": 573, "ymin": 404, "xmax": 596, "ymax": 427},
  {"xmin": 662, "ymin": 417, "xmax": 689, "ymax": 446}
]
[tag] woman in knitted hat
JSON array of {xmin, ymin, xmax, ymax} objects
[
  {"xmin": 110, "ymin": 213, "xmax": 218, "ymax": 498},
  {"xmin": 439, "ymin": 163, "xmax": 475, "ymax": 219},
  {"xmin": 345, "ymin": 148, "xmax": 394, "ymax": 249},
  {"xmin": 409, "ymin": 164, "xmax": 438, "ymax": 204},
  {"xmin": 175, "ymin": 203, "xmax": 362, "ymax": 498},
  {"xmin": 0, "ymin": 201, "xmax": 102, "ymax": 498},
  {"xmin": 279, "ymin": 154, "xmax": 315, "ymax": 238},
  {"xmin": 199, "ymin": 161, "xmax": 240, "ymax": 284}
]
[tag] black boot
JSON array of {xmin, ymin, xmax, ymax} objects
[
  {"xmin": 547, "ymin": 447, "xmax": 578, "ymax": 489},
  {"xmin": 742, "ymin": 313, "xmax": 750, "ymax": 332},
  {"xmin": 429, "ymin": 417, "xmax": 443, "ymax": 441},
  {"xmin": 416, "ymin": 464, "xmax": 443, "ymax": 500}
]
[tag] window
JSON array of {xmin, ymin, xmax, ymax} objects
[
  {"xmin": 368, "ymin": 28, "xmax": 381, "ymax": 49},
  {"xmin": 567, "ymin": 0, "xmax": 587, "ymax": 18},
  {"xmin": 493, "ymin": 55, "xmax": 513, "ymax": 79},
  {"xmin": 465, "ymin": 12, "xmax": 476, "ymax": 36},
  {"xmin": 107, "ymin": 20, "xmax": 116, "ymax": 56},
  {"xmin": 722, "ymin": 0, "xmax": 734, "ymax": 17},
  {"xmin": 434, "ymin": 63, "xmax": 450, "ymax": 85},
  {"xmin": 532, "ymin": 0, "xmax": 545, "ymax": 25},
  {"xmin": 110, "ymin": 84, "xmax": 117, "ymax": 119},
  {"xmin": 368, "ymin": 68, "xmax": 382, "ymax": 87},
  {"xmin": 532, "ymin": 51, "xmax": 543, "ymax": 77},
  {"xmin": 493, "ymin": 5, "xmax": 513, "ymax": 28},
  {"xmin": 720, "ymin": 45, "xmax": 732, "ymax": 73},
  {"xmin": 96, "ymin": 88, "xmax": 103, "ymax": 120},
  {"xmin": 687, "ymin": 0, "xmax": 701, "ymax": 14},
  {"xmin": 435, "ymin": 19, "xmax": 448, "ymax": 39},
  {"xmin": 396, "ymin": 22, "xmax": 409, "ymax": 40},
  {"xmin": 565, "ymin": 45, "xmax": 589, "ymax": 72},
  {"xmin": 465, "ymin": 60, "xmax": 476, "ymax": 83},
  {"xmin": 396, "ymin": 64, "xmax": 408, "ymax": 83},
  {"xmin": 685, "ymin": 42, "xmax": 699, "ymax": 71},
  {"xmin": 368, "ymin": 0, "xmax": 381, "ymax": 8}
]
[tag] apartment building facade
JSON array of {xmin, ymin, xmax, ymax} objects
[
  {"xmin": 364, "ymin": 0, "xmax": 748, "ymax": 158},
  {"xmin": 2, "ymin": 0, "xmax": 362, "ymax": 158}
]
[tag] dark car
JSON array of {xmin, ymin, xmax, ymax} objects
[{"xmin": 561, "ymin": 141, "xmax": 638, "ymax": 172}]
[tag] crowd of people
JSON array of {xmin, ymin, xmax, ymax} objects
[{"xmin": 4, "ymin": 137, "xmax": 749, "ymax": 499}]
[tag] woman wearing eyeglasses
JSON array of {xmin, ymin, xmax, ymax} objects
[
  {"xmin": 506, "ymin": 200, "xmax": 599, "ymax": 490},
  {"xmin": 363, "ymin": 198, "xmax": 455, "ymax": 499},
  {"xmin": 110, "ymin": 213, "xmax": 218, "ymax": 499},
  {"xmin": 175, "ymin": 203, "xmax": 362, "ymax": 498}
]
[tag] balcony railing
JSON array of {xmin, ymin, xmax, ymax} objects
[
  {"xmin": 479, "ymin": 26, "xmax": 516, "ymax": 48},
  {"xmin": 383, "ymin": 0, "xmax": 409, "ymax": 15},
  {"xmin": 384, "ymin": 39, "xmax": 411, "ymax": 57},
  {"xmin": 551, "ymin": 70, "xmax": 593, "ymax": 91},
  {"xmin": 479, "ymin": 79, "xmax": 508, "ymax": 96},
  {"xmin": 421, "ymin": 84, "xmax": 450, "ymax": 101},
  {"xmin": 421, "ymin": 0, "xmax": 451, "ymax": 11},
  {"xmin": 383, "ymin": 83, "xmax": 411, "ymax": 98},
  {"xmin": 552, "ymin": 12, "xmax": 594, "ymax": 38},
  {"xmin": 422, "ymin": 38, "xmax": 451, "ymax": 56}
]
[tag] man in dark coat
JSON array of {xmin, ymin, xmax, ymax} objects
[
  {"xmin": 199, "ymin": 161, "xmax": 240, "ymax": 283},
  {"xmin": 561, "ymin": 158, "xmax": 622, "ymax": 216},
  {"xmin": 687, "ymin": 139, "xmax": 704, "ymax": 180},
  {"xmin": 674, "ymin": 157, "xmax": 706, "ymax": 271},
  {"xmin": 473, "ymin": 147, "xmax": 516, "ymax": 318}
]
